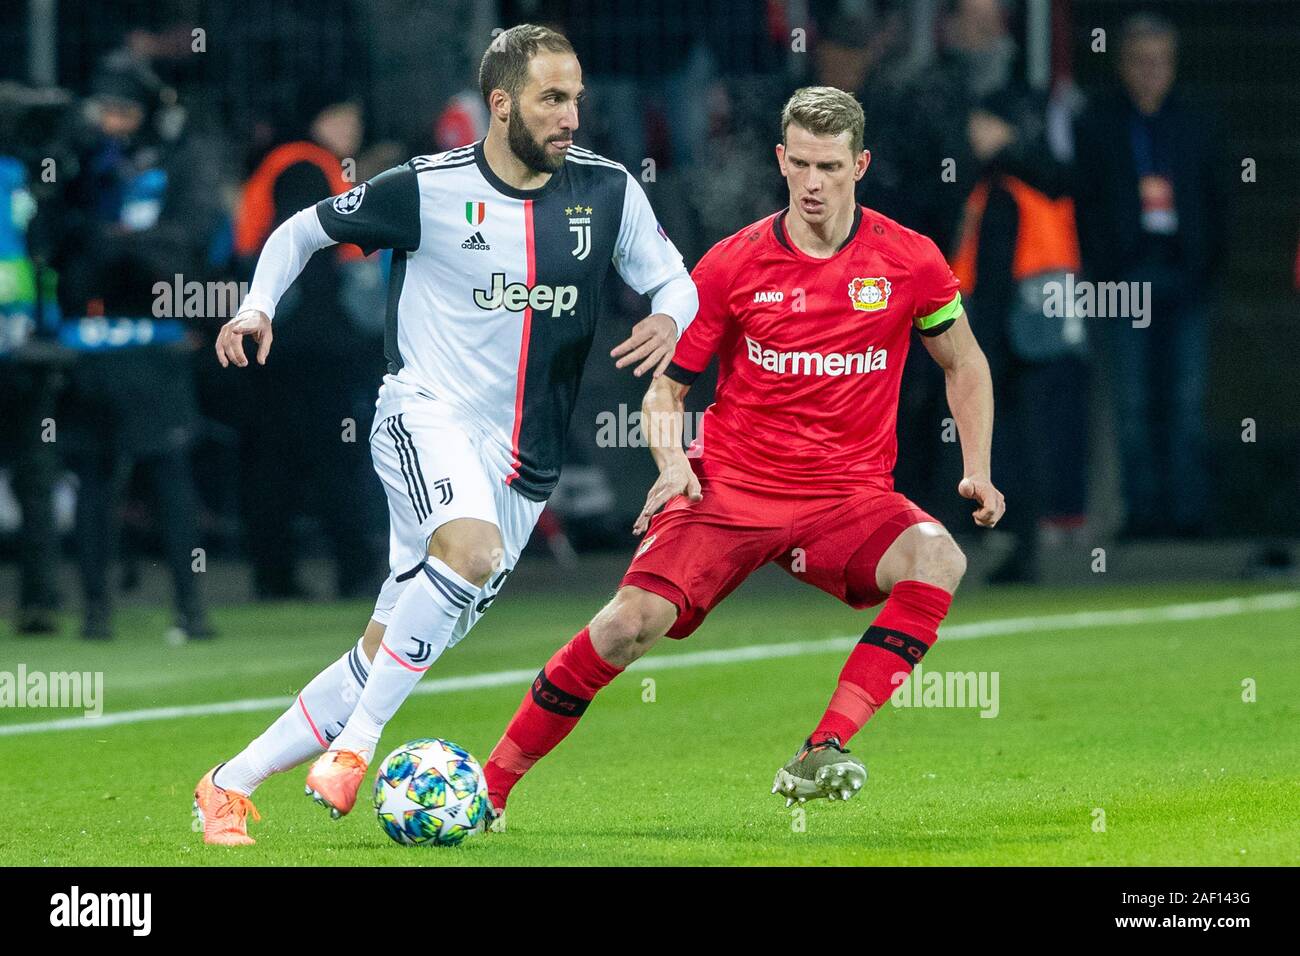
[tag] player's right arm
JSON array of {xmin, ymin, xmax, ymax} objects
[
  {"xmin": 629, "ymin": 239, "xmax": 734, "ymax": 533},
  {"xmin": 215, "ymin": 163, "xmax": 422, "ymax": 368},
  {"xmin": 632, "ymin": 374, "xmax": 700, "ymax": 534},
  {"xmin": 214, "ymin": 204, "xmax": 329, "ymax": 367}
]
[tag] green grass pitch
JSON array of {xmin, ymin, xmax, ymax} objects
[{"xmin": 1, "ymin": 577, "xmax": 1296, "ymax": 866}]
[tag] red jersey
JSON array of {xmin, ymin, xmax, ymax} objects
[{"xmin": 666, "ymin": 206, "xmax": 962, "ymax": 494}]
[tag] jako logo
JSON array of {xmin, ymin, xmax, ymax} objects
[
  {"xmin": 745, "ymin": 335, "xmax": 887, "ymax": 376},
  {"xmin": 50, "ymin": 886, "xmax": 151, "ymax": 936},
  {"xmin": 753, "ymin": 290, "xmax": 784, "ymax": 303},
  {"xmin": 474, "ymin": 272, "xmax": 578, "ymax": 317}
]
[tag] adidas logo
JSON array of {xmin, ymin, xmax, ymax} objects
[{"xmin": 461, "ymin": 231, "xmax": 490, "ymax": 250}]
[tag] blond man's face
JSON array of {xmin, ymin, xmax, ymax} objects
[{"xmin": 775, "ymin": 123, "xmax": 869, "ymax": 227}]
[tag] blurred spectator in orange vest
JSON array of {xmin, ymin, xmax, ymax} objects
[
  {"xmin": 951, "ymin": 87, "xmax": 1086, "ymax": 581},
  {"xmin": 232, "ymin": 92, "xmax": 385, "ymax": 600}
]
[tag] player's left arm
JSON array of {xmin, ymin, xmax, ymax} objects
[
  {"xmin": 632, "ymin": 374, "xmax": 702, "ymax": 535},
  {"xmin": 921, "ymin": 307, "xmax": 1005, "ymax": 528},
  {"xmin": 610, "ymin": 172, "xmax": 698, "ymax": 378}
]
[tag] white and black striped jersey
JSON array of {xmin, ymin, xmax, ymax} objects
[{"xmin": 312, "ymin": 141, "xmax": 691, "ymax": 501}]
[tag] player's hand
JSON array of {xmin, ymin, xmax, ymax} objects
[
  {"xmin": 611, "ymin": 312, "xmax": 677, "ymax": 378},
  {"xmin": 958, "ymin": 475, "xmax": 1005, "ymax": 528},
  {"xmin": 215, "ymin": 309, "xmax": 273, "ymax": 368},
  {"xmin": 633, "ymin": 455, "xmax": 702, "ymax": 535}
]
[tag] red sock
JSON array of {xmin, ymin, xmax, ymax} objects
[
  {"xmin": 811, "ymin": 580, "xmax": 952, "ymax": 746},
  {"xmin": 483, "ymin": 627, "xmax": 622, "ymax": 809}
]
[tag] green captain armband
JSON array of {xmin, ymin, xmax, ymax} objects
[{"xmin": 915, "ymin": 292, "xmax": 962, "ymax": 337}]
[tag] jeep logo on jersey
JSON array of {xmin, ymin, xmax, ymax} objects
[
  {"xmin": 473, "ymin": 272, "xmax": 579, "ymax": 317},
  {"xmin": 745, "ymin": 335, "xmax": 888, "ymax": 375},
  {"xmin": 332, "ymin": 183, "xmax": 366, "ymax": 215}
]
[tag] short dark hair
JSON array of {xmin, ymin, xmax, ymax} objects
[
  {"xmin": 1119, "ymin": 12, "xmax": 1179, "ymax": 53},
  {"xmin": 478, "ymin": 24, "xmax": 575, "ymax": 106}
]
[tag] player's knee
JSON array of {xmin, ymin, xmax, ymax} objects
[
  {"xmin": 912, "ymin": 534, "xmax": 966, "ymax": 592},
  {"xmin": 598, "ymin": 601, "xmax": 660, "ymax": 651},
  {"xmin": 436, "ymin": 547, "xmax": 498, "ymax": 588},
  {"xmin": 427, "ymin": 527, "xmax": 503, "ymax": 588},
  {"xmin": 590, "ymin": 589, "xmax": 673, "ymax": 664}
]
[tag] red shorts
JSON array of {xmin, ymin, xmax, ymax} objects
[{"xmin": 621, "ymin": 476, "xmax": 938, "ymax": 639}]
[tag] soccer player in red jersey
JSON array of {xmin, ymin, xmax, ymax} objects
[{"xmin": 483, "ymin": 86, "xmax": 1004, "ymax": 823}]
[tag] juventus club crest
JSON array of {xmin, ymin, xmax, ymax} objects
[
  {"xmin": 566, "ymin": 203, "xmax": 593, "ymax": 260},
  {"xmin": 433, "ymin": 477, "xmax": 453, "ymax": 506}
]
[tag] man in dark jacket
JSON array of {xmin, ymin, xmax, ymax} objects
[
  {"xmin": 55, "ymin": 56, "xmax": 218, "ymax": 640},
  {"xmin": 1074, "ymin": 13, "xmax": 1226, "ymax": 537}
]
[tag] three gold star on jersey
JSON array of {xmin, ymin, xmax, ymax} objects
[{"xmin": 463, "ymin": 202, "xmax": 593, "ymax": 221}]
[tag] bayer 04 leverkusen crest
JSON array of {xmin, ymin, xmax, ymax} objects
[{"xmin": 848, "ymin": 276, "xmax": 892, "ymax": 311}]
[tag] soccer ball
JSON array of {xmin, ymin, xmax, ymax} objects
[{"xmin": 372, "ymin": 738, "xmax": 491, "ymax": 847}]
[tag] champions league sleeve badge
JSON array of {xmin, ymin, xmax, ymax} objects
[{"xmin": 332, "ymin": 182, "xmax": 368, "ymax": 215}]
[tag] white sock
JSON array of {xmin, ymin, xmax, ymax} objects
[
  {"xmin": 215, "ymin": 636, "xmax": 372, "ymax": 794},
  {"xmin": 331, "ymin": 558, "xmax": 474, "ymax": 758}
]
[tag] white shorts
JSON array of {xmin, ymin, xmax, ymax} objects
[{"xmin": 368, "ymin": 400, "xmax": 544, "ymax": 647}]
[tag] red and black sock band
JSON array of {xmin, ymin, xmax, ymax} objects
[
  {"xmin": 529, "ymin": 670, "xmax": 592, "ymax": 718},
  {"xmin": 858, "ymin": 625, "xmax": 931, "ymax": 666}
]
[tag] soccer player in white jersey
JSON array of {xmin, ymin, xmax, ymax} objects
[{"xmin": 192, "ymin": 24, "xmax": 697, "ymax": 845}]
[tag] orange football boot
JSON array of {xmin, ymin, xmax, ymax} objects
[
  {"xmin": 304, "ymin": 749, "xmax": 370, "ymax": 818},
  {"xmin": 193, "ymin": 766, "xmax": 261, "ymax": 846}
]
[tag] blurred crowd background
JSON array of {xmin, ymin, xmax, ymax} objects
[{"xmin": 1, "ymin": 0, "xmax": 1297, "ymax": 639}]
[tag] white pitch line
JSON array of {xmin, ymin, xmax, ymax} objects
[{"xmin": 1, "ymin": 590, "xmax": 1295, "ymax": 738}]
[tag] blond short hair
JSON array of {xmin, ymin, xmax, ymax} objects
[{"xmin": 781, "ymin": 86, "xmax": 865, "ymax": 155}]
